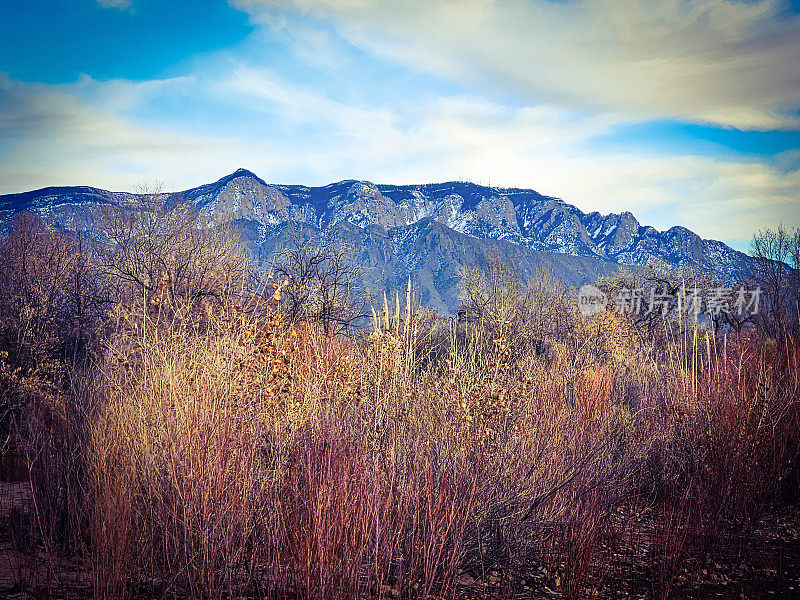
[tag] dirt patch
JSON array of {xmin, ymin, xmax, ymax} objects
[{"xmin": 453, "ymin": 507, "xmax": 800, "ymax": 600}]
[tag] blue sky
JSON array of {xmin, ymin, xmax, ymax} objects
[{"xmin": 1, "ymin": 0, "xmax": 799, "ymax": 250}]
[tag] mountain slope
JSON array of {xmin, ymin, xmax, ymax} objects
[
  {"xmin": 177, "ymin": 169, "xmax": 751, "ymax": 280},
  {"xmin": 244, "ymin": 218, "xmax": 621, "ymax": 313},
  {"xmin": 0, "ymin": 169, "xmax": 754, "ymax": 312}
]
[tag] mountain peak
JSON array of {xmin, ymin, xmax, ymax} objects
[
  {"xmin": 212, "ymin": 168, "xmax": 267, "ymax": 188},
  {"xmin": 230, "ymin": 168, "xmax": 259, "ymax": 179}
]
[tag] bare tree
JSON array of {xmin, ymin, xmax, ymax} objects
[
  {"xmin": 99, "ymin": 192, "xmax": 251, "ymax": 313},
  {"xmin": 458, "ymin": 254, "xmax": 577, "ymax": 353},
  {"xmin": 458, "ymin": 253, "xmax": 525, "ymax": 329},
  {"xmin": 0, "ymin": 213, "xmax": 105, "ymax": 372},
  {"xmin": 597, "ymin": 260, "xmax": 728, "ymax": 334},
  {"xmin": 523, "ymin": 268, "xmax": 581, "ymax": 343},
  {"xmin": 0, "ymin": 214, "xmax": 106, "ymax": 479},
  {"xmin": 750, "ymin": 226, "xmax": 794, "ymax": 341},
  {"xmin": 789, "ymin": 227, "xmax": 800, "ymax": 338},
  {"xmin": 272, "ymin": 230, "xmax": 368, "ymax": 334}
]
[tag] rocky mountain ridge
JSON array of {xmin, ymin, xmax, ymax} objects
[
  {"xmin": 0, "ymin": 168, "xmax": 754, "ymax": 312},
  {"xmin": 178, "ymin": 169, "xmax": 750, "ymax": 280}
]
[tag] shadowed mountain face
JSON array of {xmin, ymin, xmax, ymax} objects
[{"xmin": 0, "ymin": 168, "xmax": 754, "ymax": 312}]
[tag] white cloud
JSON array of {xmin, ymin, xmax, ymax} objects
[
  {"xmin": 0, "ymin": 75, "xmax": 283, "ymax": 192},
  {"xmin": 96, "ymin": 0, "xmax": 134, "ymax": 12},
  {"xmin": 1, "ymin": 54, "xmax": 798, "ymax": 245},
  {"xmin": 232, "ymin": 0, "xmax": 800, "ymax": 130}
]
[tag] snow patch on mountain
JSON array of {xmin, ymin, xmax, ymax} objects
[{"xmin": 0, "ymin": 169, "xmax": 755, "ymax": 283}]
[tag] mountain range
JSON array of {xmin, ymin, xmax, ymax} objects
[{"xmin": 0, "ymin": 168, "xmax": 754, "ymax": 313}]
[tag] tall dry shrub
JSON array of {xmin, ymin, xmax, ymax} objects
[
  {"xmin": 89, "ymin": 292, "xmax": 295, "ymax": 599},
  {"xmin": 0, "ymin": 214, "xmax": 103, "ymax": 586}
]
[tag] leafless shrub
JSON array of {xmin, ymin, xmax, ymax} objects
[
  {"xmin": 99, "ymin": 191, "xmax": 252, "ymax": 315},
  {"xmin": 750, "ymin": 225, "xmax": 800, "ymax": 341},
  {"xmin": 273, "ymin": 229, "xmax": 369, "ymax": 334}
]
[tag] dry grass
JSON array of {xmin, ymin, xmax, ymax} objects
[{"xmin": 2, "ymin": 268, "xmax": 799, "ymax": 599}]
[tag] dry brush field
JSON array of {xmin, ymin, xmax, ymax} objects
[{"xmin": 1, "ymin": 211, "xmax": 799, "ymax": 600}]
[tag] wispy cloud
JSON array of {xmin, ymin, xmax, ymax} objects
[
  {"xmin": 0, "ymin": 74, "xmax": 278, "ymax": 191},
  {"xmin": 96, "ymin": 0, "xmax": 134, "ymax": 13},
  {"xmin": 232, "ymin": 0, "xmax": 800, "ymax": 130},
  {"xmin": 2, "ymin": 67, "xmax": 797, "ymax": 243}
]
